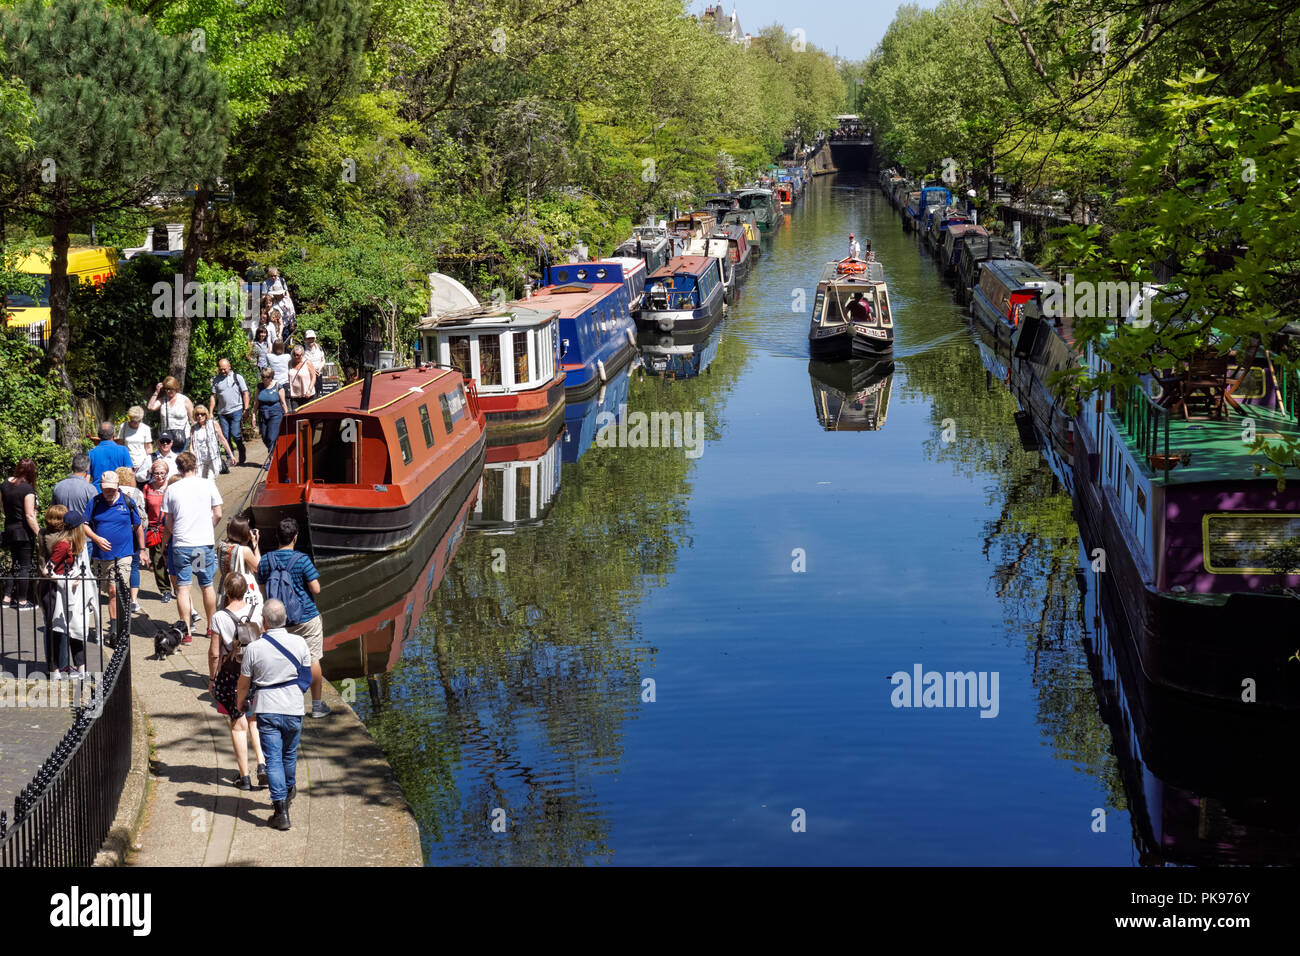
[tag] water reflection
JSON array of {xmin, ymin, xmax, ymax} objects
[
  {"xmin": 638, "ymin": 323, "xmax": 723, "ymax": 380},
  {"xmin": 473, "ymin": 416, "xmax": 565, "ymax": 533},
  {"xmin": 562, "ymin": 359, "xmax": 635, "ymax": 463},
  {"xmin": 1077, "ymin": 533, "xmax": 1300, "ymax": 865},
  {"xmin": 317, "ymin": 469, "xmax": 478, "ymax": 681},
  {"xmin": 808, "ymin": 359, "xmax": 894, "ymax": 431}
]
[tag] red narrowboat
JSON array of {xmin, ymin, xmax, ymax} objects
[
  {"xmin": 419, "ymin": 301, "xmax": 565, "ymax": 442},
  {"xmin": 250, "ymin": 365, "xmax": 487, "ymax": 559}
]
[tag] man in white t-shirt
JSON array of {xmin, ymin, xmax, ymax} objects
[
  {"xmin": 161, "ymin": 451, "xmax": 223, "ymax": 641},
  {"xmin": 236, "ymin": 598, "xmax": 318, "ymax": 831},
  {"xmin": 117, "ymin": 405, "xmax": 153, "ymax": 472}
]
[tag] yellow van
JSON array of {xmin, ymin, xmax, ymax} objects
[{"xmin": 3, "ymin": 247, "xmax": 118, "ymax": 346}]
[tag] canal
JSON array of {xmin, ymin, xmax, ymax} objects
[{"xmin": 338, "ymin": 173, "xmax": 1297, "ymax": 865}]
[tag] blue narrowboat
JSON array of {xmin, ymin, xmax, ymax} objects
[
  {"xmin": 904, "ymin": 185, "xmax": 952, "ymax": 232},
  {"xmin": 534, "ymin": 261, "xmax": 640, "ymax": 402},
  {"xmin": 638, "ymin": 254, "xmax": 727, "ymax": 335}
]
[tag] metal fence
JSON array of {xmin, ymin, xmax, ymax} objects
[{"xmin": 0, "ymin": 570, "xmax": 132, "ymax": 867}]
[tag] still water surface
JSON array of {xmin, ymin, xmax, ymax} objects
[{"xmin": 340, "ymin": 175, "xmax": 1297, "ymax": 865}]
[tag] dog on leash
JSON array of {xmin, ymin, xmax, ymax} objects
[{"xmin": 151, "ymin": 620, "xmax": 186, "ymax": 659}]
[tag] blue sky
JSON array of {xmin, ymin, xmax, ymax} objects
[{"xmin": 691, "ymin": 0, "xmax": 937, "ymax": 61}]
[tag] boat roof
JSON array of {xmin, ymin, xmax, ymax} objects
[
  {"xmin": 529, "ymin": 280, "xmax": 625, "ymax": 317},
  {"xmin": 648, "ymin": 255, "xmax": 715, "ymax": 279},
  {"xmin": 291, "ymin": 365, "xmax": 462, "ymax": 417},
  {"xmin": 418, "ymin": 300, "xmax": 558, "ymax": 332},
  {"xmin": 983, "ymin": 258, "xmax": 1052, "ymax": 287}
]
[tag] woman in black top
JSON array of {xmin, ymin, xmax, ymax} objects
[{"xmin": 2, "ymin": 458, "xmax": 40, "ymax": 608}]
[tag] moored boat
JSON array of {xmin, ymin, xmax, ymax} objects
[
  {"xmin": 638, "ymin": 254, "xmax": 727, "ymax": 335},
  {"xmin": 720, "ymin": 208, "xmax": 762, "ymax": 252},
  {"xmin": 733, "ymin": 187, "xmax": 779, "ymax": 231},
  {"xmin": 418, "ymin": 300, "xmax": 564, "ymax": 440},
  {"xmin": 807, "ymin": 255, "xmax": 894, "ymax": 360},
  {"xmin": 969, "ymin": 258, "xmax": 1052, "ymax": 349},
  {"xmin": 536, "ymin": 260, "xmax": 640, "ymax": 402},
  {"xmin": 250, "ymin": 365, "xmax": 487, "ymax": 559},
  {"xmin": 614, "ymin": 224, "xmax": 672, "ymax": 275}
]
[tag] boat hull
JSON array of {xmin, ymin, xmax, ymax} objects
[
  {"xmin": 563, "ymin": 338, "xmax": 638, "ymax": 403},
  {"xmin": 480, "ymin": 375, "xmax": 566, "ymax": 436}
]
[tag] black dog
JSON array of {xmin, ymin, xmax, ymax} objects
[{"xmin": 151, "ymin": 620, "xmax": 186, "ymax": 659}]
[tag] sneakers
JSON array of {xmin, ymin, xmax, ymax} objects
[
  {"xmin": 52, "ymin": 669, "xmax": 66, "ymax": 681},
  {"xmin": 131, "ymin": 602, "xmax": 143, "ymax": 615},
  {"xmin": 256, "ymin": 763, "xmax": 267, "ymax": 789},
  {"xmin": 190, "ymin": 610, "xmax": 201, "ymax": 626},
  {"xmin": 181, "ymin": 633, "xmax": 193, "ymax": 645},
  {"xmin": 235, "ymin": 775, "xmax": 253, "ymax": 791},
  {"xmin": 310, "ymin": 700, "xmax": 332, "ymax": 718},
  {"xmin": 161, "ymin": 592, "xmax": 173, "ymax": 604}
]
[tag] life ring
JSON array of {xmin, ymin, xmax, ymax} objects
[
  {"xmin": 598, "ymin": 359, "xmax": 607, "ymax": 383},
  {"xmin": 837, "ymin": 259, "xmax": 866, "ymax": 275}
]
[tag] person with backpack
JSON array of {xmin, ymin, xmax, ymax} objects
[
  {"xmin": 209, "ymin": 357, "xmax": 250, "ymax": 467},
  {"xmin": 209, "ymin": 572, "xmax": 267, "ymax": 791},
  {"xmin": 235, "ymin": 598, "xmax": 318, "ymax": 831},
  {"xmin": 257, "ymin": 516, "xmax": 329, "ymax": 718}
]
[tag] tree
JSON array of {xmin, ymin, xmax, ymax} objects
[{"xmin": 0, "ymin": 0, "xmax": 228, "ymax": 442}]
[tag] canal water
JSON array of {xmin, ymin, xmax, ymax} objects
[{"xmin": 342, "ymin": 174, "xmax": 1298, "ymax": 865}]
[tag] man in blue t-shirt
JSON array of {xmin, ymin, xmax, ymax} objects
[
  {"xmin": 84, "ymin": 471, "xmax": 145, "ymax": 625},
  {"xmin": 256, "ymin": 516, "xmax": 328, "ymax": 718},
  {"xmin": 88, "ymin": 422, "xmax": 134, "ymax": 492}
]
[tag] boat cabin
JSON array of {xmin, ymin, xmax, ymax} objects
[
  {"xmin": 644, "ymin": 255, "xmax": 724, "ymax": 312},
  {"xmin": 813, "ymin": 259, "xmax": 892, "ymax": 328},
  {"xmin": 973, "ymin": 259, "xmax": 1052, "ymax": 330},
  {"xmin": 420, "ymin": 302, "xmax": 560, "ymax": 400},
  {"xmin": 615, "ymin": 225, "xmax": 671, "ymax": 275}
]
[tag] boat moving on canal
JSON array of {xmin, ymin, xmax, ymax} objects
[
  {"xmin": 807, "ymin": 255, "xmax": 894, "ymax": 360},
  {"xmin": 535, "ymin": 260, "xmax": 640, "ymax": 401},
  {"xmin": 808, "ymin": 358, "xmax": 895, "ymax": 431},
  {"xmin": 251, "ymin": 364, "xmax": 488, "ymax": 559},
  {"xmin": 638, "ymin": 254, "xmax": 727, "ymax": 335}
]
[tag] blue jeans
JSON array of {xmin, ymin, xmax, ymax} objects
[
  {"xmin": 256, "ymin": 712, "xmax": 302, "ymax": 802},
  {"xmin": 217, "ymin": 410, "xmax": 245, "ymax": 461},
  {"xmin": 130, "ymin": 552, "xmax": 141, "ymax": 589},
  {"xmin": 169, "ymin": 543, "xmax": 217, "ymax": 587}
]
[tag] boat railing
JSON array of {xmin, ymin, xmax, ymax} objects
[
  {"xmin": 1278, "ymin": 364, "xmax": 1300, "ymax": 422},
  {"xmin": 1113, "ymin": 381, "xmax": 1170, "ymax": 476}
]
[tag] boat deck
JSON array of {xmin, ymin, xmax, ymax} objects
[{"xmin": 1116, "ymin": 400, "xmax": 1300, "ymax": 485}]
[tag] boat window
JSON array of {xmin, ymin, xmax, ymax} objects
[
  {"xmin": 304, "ymin": 417, "xmax": 361, "ymax": 484},
  {"xmin": 877, "ymin": 288, "xmax": 893, "ymax": 327},
  {"xmin": 514, "ymin": 331, "xmax": 530, "ymax": 386},
  {"xmin": 1204, "ymin": 514, "xmax": 1300, "ymax": 573},
  {"xmin": 295, "ymin": 420, "xmax": 311, "ymax": 485},
  {"xmin": 478, "ymin": 333, "xmax": 502, "ymax": 386},
  {"xmin": 812, "ymin": 291, "xmax": 826, "ymax": 325},
  {"xmin": 395, "ymin": 416, "xmax": 413, "ymax": 465},
  {"xmin": 447, "ymin": 336, "xmax": 471, "ymax": 375},
  {"xmin": 438, "ymin": 394, "xmax": 454, "ymax": 432},
  {"xmin": 440, "ymin": 387, "xmax": 467, "ymax": 431},
  {"xmin": 418, "ymin": 404, "xmax": 435, "ymax": 447}
]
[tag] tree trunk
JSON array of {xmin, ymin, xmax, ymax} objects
[
  {"xmin": 46, "ymin": 217, "xmax": 81, "ymax": 450},
  {"xmin": 170, "ymin": 189, "xmax": 210, "ymax": 391}
]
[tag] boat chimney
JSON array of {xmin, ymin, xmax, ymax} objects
[{"xmin": 360, "ymin": 368, "xmax": 375, "ymax": 411}]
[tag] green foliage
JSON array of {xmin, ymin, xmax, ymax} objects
[{"xmin": 0, "ymin": 329, "xmax": 71, "ymax": 503}]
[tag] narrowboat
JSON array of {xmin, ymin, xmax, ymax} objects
[
  {"xmin": 702, "ymin": 193, "xmax": 741, "ymax": 219},
  {"xmin": 316, "ymin": 469, "xmax": 478, "ymax": 680},
  {"xmin": 250, "ymin": 364, "xmax": 487, "ymax": 559},
  {"xmin": 926, "ymin": 205, "xmax": 972, "ymax": 251},
  {"xmin": 720, "ymin": 208, "xmax": 762, "ymax": 253},
  {"xmin": 733, "ymin": 188, "xmax": 779, "ymax": 231},
  {"xmin": 956, "ymin": 234, "xmax": 1016, "ymax": 305},
  {"xmin": 940, "ymin": 224, "xmax": 989, "ymax": 278},
  {"xmin": 639, "ymin": 323, "xmax": 722, "ymax": 379},
  {"xmin": 472, "ymin": 414, "xmax": 565, "ymax": 533},
  {"xmin": 680, "ymin": 233, "xmax": 735, "ymax": 302},
  {"xmin": 535, "ymin": 260, "xmax": 640, "ymax": 402},
  {"xmin": 1070, "ymin": 309, "xmax": 1300, "ymax": 710},
  {"xmin": 719, "ymin": 224, "xmax": 754, "ymax": 284},
  {"xmin": 904, "ymin": 185, "xmax": 952, "ymax": 232},
  {"xmin": 601, "ymin": 255, "xmax": 647, "ymax": 312},
  {"xmin": 418, "ymin": 300, "xmax": 565, "ymax": 440},
  {"xmin": 639, "ymin": 254, "xmax": 727, "ymax": 334},
  {"xmin": 807, "ymin": 256, "xmax": 894, "ymax": 360},
  {"xmin": 670, "ymin": 210, "xmax": 716, "ymax": 238},
  {"xmin": 969, "ymin": 258, "xmax": 1052, "ymax": 349},
  {"xmin": 774, "ymin": 180, "xmax": 794, "ymax": 207},
  {"xmin": 614, "ymin": 224, "xmax": 672, "ymax": 275},
  {"xmin": 562, "ymin": 358, "xmax": 634, "ymax": 463},
  {"xmin": 1078, "ymin": 526, "xmax": 1300, "ymax": 864},
  {"xmin": 808, "ymin": 359, "xmax": 894, "ymax": 431}
]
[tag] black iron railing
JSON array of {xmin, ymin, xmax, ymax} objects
[{"xmin": 0, "ymin": 570, "xmax": 132, "ymax": 867}]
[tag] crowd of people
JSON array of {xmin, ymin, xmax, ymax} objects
[{"xmin": 1, "ymin": 265, "xmax": 335, "ymax": 830}]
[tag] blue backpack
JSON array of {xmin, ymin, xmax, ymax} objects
[
  {"xmin": 263, "ymin": 550, "xmax": 305, "ymax": 626},
  {"xmin": 256, "ymin": 633, "xmax": 313, "ymax": 692}
]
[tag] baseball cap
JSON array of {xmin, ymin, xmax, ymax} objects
[
  {"xmin": 158, "ymin": 431, "xmax": 175, "ymax": 444},
  {"xmin": 63, "ymin": 512, "xmax": 86, "ymax": 529},
  {"xmin": 100, "ymin": 470, "xmax": 119, "ymax": 489},
  {"xmin": 305, "ymin": 330, "xmax": 317, "ymax": 339}
]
